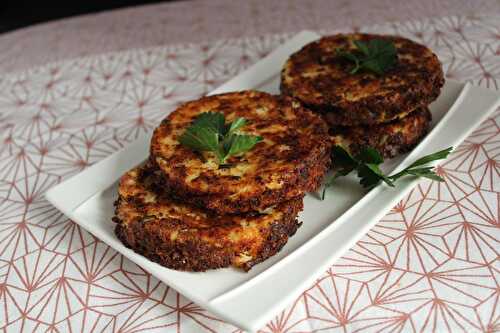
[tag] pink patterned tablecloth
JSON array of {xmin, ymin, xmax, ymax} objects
[{"xmin": 1, "ymin": 1, "xmax": 500, "ymax": 332}]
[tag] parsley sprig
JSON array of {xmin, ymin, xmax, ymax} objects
[
  {"xmin": 337, "ymin": 39, "xmax": 397, "ymax": 75},
  {"xmin": 321, "ymin": 146, "xmax": 452, "ymax": 199},
  {"xmin": 179, "ymin": 112, "xmax": 263, "ymax": 164}
]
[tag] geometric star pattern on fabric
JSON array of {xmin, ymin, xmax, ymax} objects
[{"xmin": 0, "ymin": 14, "xmax": 499, "ymax": 332}]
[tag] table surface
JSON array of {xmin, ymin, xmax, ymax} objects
[
  {"xmin": 0, "ymin": 1, "xmax": 499, "ymax": 332},
  {"xmin": 0, "ymin": 0, "xmax": 499, "ymax": 73}
]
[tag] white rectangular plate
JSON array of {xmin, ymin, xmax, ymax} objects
[{"xmin": 46, "ymin": 31, "xmax": 500, "ymax": 332}]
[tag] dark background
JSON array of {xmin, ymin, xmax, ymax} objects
[{"xmin": 0, "ymin": 0, "xmax": 179, "ymax": 33}]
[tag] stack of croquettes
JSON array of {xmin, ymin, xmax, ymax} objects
[
  {"xmin": 281, "ymin": 33, "xmax": 444, "ymax": 158},
  {"xmin": 113, "ymin": 91, "xmax": 331, "ymax": 271}
]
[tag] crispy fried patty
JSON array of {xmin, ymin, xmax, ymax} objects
[
  {"xmin": 281, "ymin": 33, "xmax": 444, "ymax": 126},
  {"xmin": 113, "ymin": 165, "xmax": 303, "ymax": 272},
  {"xmin": 330, "ymin": 107, "xmax": 432, "ymax": 158},
  {"xmin": 150, "ymin": 91, "xmax": 331, "ymax": 214}
]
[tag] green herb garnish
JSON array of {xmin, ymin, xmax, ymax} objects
[
  {"xmin": 321, "ymin": 145, "xmax": 452, "ymax": 199},
  {"xmin": 337, "ymin": 39, "xmax": 397, "ymax": 75},
  {"xmin": 179, "ymin": 112, "xmax": 263, "ymax": 164}
]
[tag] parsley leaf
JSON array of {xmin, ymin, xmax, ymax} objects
[
  {"xmin": 337, "ymin": 39, "xmax": 397, "ymax": 75},
  {"xmin": 178, "ymin": 125, "xmax": 222, "ymax": 157},
  {"xmin": 358, "ymin": 163, "xmax": 395, "ymax": 188},
  {"xmin": 224, "ymin": 134, "xmax": 263, "ymax": 158},
  {"xmin": 226, "ymin": 117, "xmax": 247, "ymax": 136},
  {"xmin": 389, "ymin": 147, "xmax": 452, "ymax": 181},
  {"xmin": 321, "ymin": 145, "xmax": 452, "ymax": 199},
  {"xmin": 405, "ymin": 147, "xmax": 453, "ymax": 169},
  {"xmin": 320, "ymin": 145, "xmax": 360, "ymax": 199},
  {"xmin": 192, "ymin": 112, "xmax": 226, "ymax": 135},
  {"xmin": 355, "ymin": 146, "xmax": 384, "ymax": 165},
  {"xmin": 179, "ymin": 112, "xmax": 262, "ymax": 164},
  {"xmin": 332, "ymin": 145, "xmax": 358, "ymax": 173}
]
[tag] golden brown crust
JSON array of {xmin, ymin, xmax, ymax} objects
[
  {"xmin": 113, "ymin": 165, "xmax": 303, "ymax": 272},
  {"xmin": 330, "ymin": 107, "xmax": 432, "ymax": 158},
  {"xmin": 281, "ymin": 33, "xmax": 444, "ymax": 126},
  {"xmin": 150, "ymin": 90, "xmax": 331, "ymax": 214}
]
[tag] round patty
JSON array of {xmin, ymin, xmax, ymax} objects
[
  {"xmin": 330, "ymin": 107, "xmax": 432, "ymax": 158},
  {"xmin": 113, "ymin": 165, "xmax": 303, "ymax": 272},
  {"xmin": 150, "ymin": 90, "xmax": 331, "ymax": 214},
  {"xmin": 281, "ymin": 33, "xmax": 444, "ymax": 126}
]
